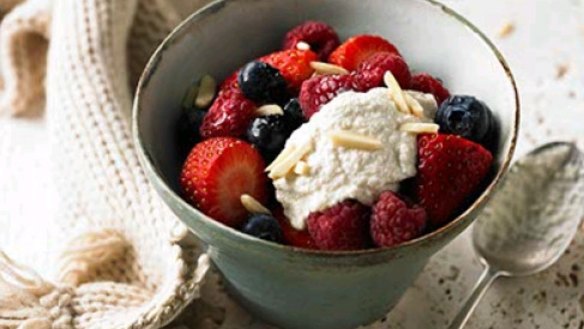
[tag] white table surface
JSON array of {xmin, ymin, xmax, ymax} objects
[{"xmin": 1, "ymin": 0, "xmax": 584, "ymax": 328}]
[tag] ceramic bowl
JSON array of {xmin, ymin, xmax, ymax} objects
[{"xmin": 133, "ymin": 0, "xmax": 519, "ymax": 328}]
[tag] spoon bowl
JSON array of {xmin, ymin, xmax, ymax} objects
[
  {"xmin": 449, "ymin": 142, "xmax": 584, "ymax": 329},
  {"xmin": 473, "ymin": 142, "xmax": 584, "ymax": 276}
]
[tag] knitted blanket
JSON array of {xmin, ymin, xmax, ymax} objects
[{"xmin": 0, "ymin": 0, "xmax": 223, "ymax": 328}]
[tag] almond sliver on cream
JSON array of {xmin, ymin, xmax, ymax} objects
[
  {"xmin": 294, "ymin": 161, "xmax": 310, "ymax": 175},
  {"xmin": 269, "ymin": 141, "xmax": 313, "ymax": 179},
  {"xmin": 266, "ymin": 146, "xmax": 296, "ymax": 172},
  {"xmin": 383, "ymin": 71, "xmax": 409, "ymax": 114},
  {"xmin": 329, "ymin": 130, "xmax": 382, "ymax": 151},
  {"xmin": 399, "ymin": 122, "xmax": 440, "ymax": 134},
  {"xmin": 240, "ymin": 194, "xmax": 271, "ymax": 215},
  {"xmin": 404, "ymin": 92, "xmax": 425, "ymax": 118}
]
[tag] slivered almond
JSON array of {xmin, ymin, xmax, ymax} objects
[
  {"xmin": 195, "ymin": 74, "xmax": 217, "ymax": 108},
  {"xmin": 266, "ymin": 146, "xmax": 296, "ymax": 172},
  {"xmin": 404, "ymin": 92, "xmax": 425, "ymax": 118},
  {"xmin": 240, "ymin": 194, "xmax": 271, "ymax": 215},
  {"xmin": 399, "ymin": 122, "xmax": 440, "ymax": 134},
  {"xmin": 296, "ymin": 41, "xmax": 311, "ymax": 51},
  {"xmin": 310, "ymin": 61, "xmax": 349, "ymax": 75},
  {"xmin": 383, "ymin": 71, "xmax": 409, "ymax": 114},
  {"xmin": 329, "ymin": 130, "xmax": 382, "ymax": 151},
  {"xmin": 294, "ymin": 161, "xmax": 310, "ymax": 175},
  {"xmin": 269, "ymin": 141, "xmax": 313, "ymax": 179},
  {"xmin": 255, "ymin": 104, "xmax": 284, "ymax": 116}
]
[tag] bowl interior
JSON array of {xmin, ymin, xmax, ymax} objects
[{"xmin": 135, "ymin": 0, "xmax": 518, "ymax": 254}]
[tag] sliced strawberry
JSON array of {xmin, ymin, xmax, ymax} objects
[
  {"xmin": 274, "ymin": 208, "xmax": 317, "ymax": 249},
  {"xmin": 180, "ymin": 137, "xmax": 268, "ymax": 227},
  {"xmin": 199, "ymin": 87, "xmax": 256, "ymax": 139},
  {"xmin": 261, "ymin": 49, "xmax": 318, "ymax": 90},
  {"xmin": 415, "ymin": 134, "xmax": 493, "ymax": 226},
  {"xmin": 328, "ymin": 35, "xmax": 401, "ymax": 71}
]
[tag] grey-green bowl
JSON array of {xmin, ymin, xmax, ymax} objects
[{"xmin": 133, "ymin": 0, "xmax": 519, "ymax": 328}]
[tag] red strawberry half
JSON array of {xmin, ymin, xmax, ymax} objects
[
  {"xmin": 415, "ymin": 134, "xmax": 493, "ymax": 226},
  {"xmin": 261, "ymin": 49, "xmax": 318, "ymax": 90},
  {"xmin": 328, "ymin": 35, "xmax": 401, "ymax": 71},
  {"xmin": 180, "ymin": 137, "xmax": 268, "ymax": 227}
]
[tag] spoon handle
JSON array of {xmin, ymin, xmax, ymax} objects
[{"xmin": 448, "ymin": 267, "xmax": 499, "ymax": 329}]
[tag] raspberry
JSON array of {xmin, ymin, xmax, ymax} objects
[
  {"xmin": 411, "ymin": 73, "xmax": 451, "ymax": 105},
  {"xmin": 370, "ymin": 192, "xmax": 427, "ymax": 247},
  {"xmin": 299, "ymin": 74, "xmax": 363, "ymax": 119},
  {"xmin": 307, "ymin": 200, "xmax": 371, "ymax": 251},
  {"xmin": 282, "ymin": 21, "xmax": 341, "ymax": 61},
  {"xmin": 353, "ymin": 52, "xmax": 412, "ymax": 90},
  {"xmin": 199, "ymin": 88, "xmax": 256, "ymax": 139}
]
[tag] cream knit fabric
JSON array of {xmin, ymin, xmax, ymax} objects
[{"xmin": 0, "ymin": 0, "xmax": 217, "ymax": 328}]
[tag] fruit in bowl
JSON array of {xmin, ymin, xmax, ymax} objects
[
  {"xmin": 134, "ymin": 1, "xmax": 518, "ymax": 327},
  {"xmin": 178, "ymin": 21, "xmax": 498, "ymax": 251}
]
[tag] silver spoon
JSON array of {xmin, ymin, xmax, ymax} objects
[{"xmin": 448, "ymin": 142, "xmax": 584, "ymax": 329}]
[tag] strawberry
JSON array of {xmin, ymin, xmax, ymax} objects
[
  {"xmin": 180, "ymin": 137, "xmax": 268, "ymax": 227},
  {"xmin": 328, "ymin": 35, "xmax": 401, "ymax": 71},
  {"xmin": 415, "ymin": 134, "xmax": 493, "ymax": 226},
  {"xmin": 274, "ymin": 208, "xmax": 317, "ymax": 249},
  {"xmin": 199, "ymin": 87, "xmax": 256, "ymax": 139},
  {"xmin": 410, "ymin": 73, "xmax": 451, "ymax": 105},
  {"xmin": 353, "ymin": 52, "xmax": 412, "ymax": 90},
  {"xmin": 282, "ymin": 21, "xmax": 340, "ymax": 60},
  {"xmin": 261, "ymin": 49, "xmax": 318, "ymax": 90}
]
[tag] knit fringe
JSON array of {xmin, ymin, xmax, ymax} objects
[
  {"xmin": 58, "ymin": 229, "xmax": 128, "ymax": 286},
  {"xmin": 0, "ymin": 251, "xmax": 54, "ymax": 329}
]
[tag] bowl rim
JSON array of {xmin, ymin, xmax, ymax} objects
[{"xmin": 133, "ymin": 0, "xmax": 520, "ymax": 258}]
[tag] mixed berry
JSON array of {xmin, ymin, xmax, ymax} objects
[{"xmin": 177, "ymin": 21, "xmax": 498, "ymax": 251}]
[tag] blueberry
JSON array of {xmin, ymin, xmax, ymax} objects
[
  {"xmin": 283, "ymin": 98, "xmax": 306, "ymax": 131},
  {"xmin": 238, "ymin": 61, "xmax": 288, "ymax": 104},
  {"xmin": 177, "ymin": 107, "xmax": 206, "ymax": 153},
  {"xmin": 435, "ymin": 95, "xmax": 498, "ymax": 145},
  {"xmin": 247, "ymin": 115, "xmax": 291, "ymax": 157},
  {"xmin": 241, "ymin": 214, "xmax": 283, "ymax": 243}
]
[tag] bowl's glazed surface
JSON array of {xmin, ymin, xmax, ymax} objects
[{"xmin": 133, "ymin": 0, "xmax": 519, "ymax": 328}]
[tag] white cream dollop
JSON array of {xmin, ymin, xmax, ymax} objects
[{"xmin": 273, "ymin": 88, "xmax": 424, "ymax": 230}]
